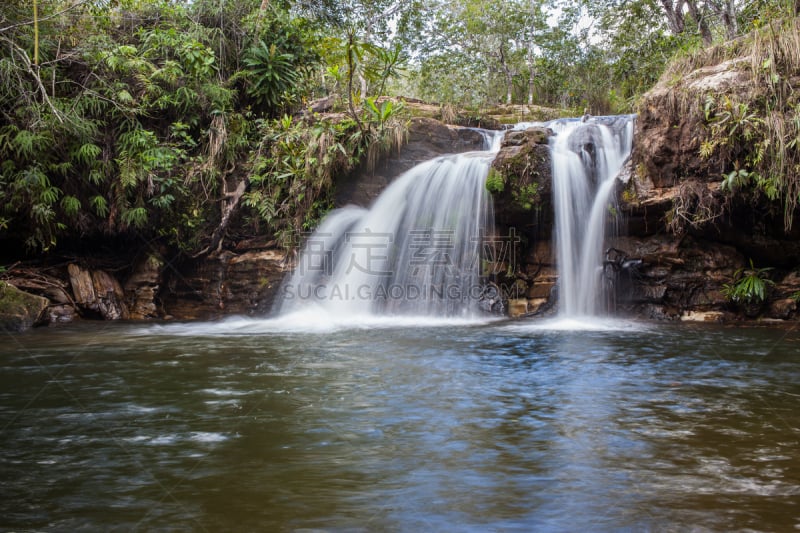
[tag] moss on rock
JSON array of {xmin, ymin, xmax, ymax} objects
[
  {"xmin": 490, "ymin": 127, "xmax": 553, "ymax": 230},
  {"xmin": 0, "ymin": 281, "xmax": 49, "ymax": 332}
]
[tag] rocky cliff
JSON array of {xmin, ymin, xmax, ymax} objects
[
  {"xmin": 0, "ymin": 117, "xmax": 491, "ymax": 327},
  {"xmin": 614, "ymin": 24, "xmax": 800, "ymax": 322},
  {"xmin": 485, "ymin": 35, "xmax": 800, "ymax": 323},
  {"xmin": 6, "ymin": 38, "xmax": 800, "ymax": 328}
]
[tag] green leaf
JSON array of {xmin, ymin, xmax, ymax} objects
[
  {"xmin": 122, "ymin": 206, "xmax": 148, "ymax": 228},
  {"xmin": 61, "ymin": 195, "xmax": 81, "ymax": 216},
  {"xmin": 90, "ymin": 195, "xmax": 109, "ymax": 217},
  {"xmin": 74, "ymin": 143, "xmax": 102, "ymax": 166}
]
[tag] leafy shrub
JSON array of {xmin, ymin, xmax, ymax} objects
[
  {"xmin": 485, "ymin": 169, "xmax": 505, "ymax": 193},
  {"xmin": 722, "ymin": 259, "xmax": 775, "ymax": 304}
]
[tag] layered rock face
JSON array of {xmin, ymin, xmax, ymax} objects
[
  {"xmin": 161, "ymin": 249, "xmax": 288, "ymax": 320},
  {"xmin": 614, "ymin": 45, "xmax": 800, "ymax": 322},
  {"xmin": 486, "ymin": 92, "xmax": 800, "ymax": 322},
  {"xmin": 486, "ymin": 127, "xmax": 556, "ymax": 317},
  {"xmin": 335, "ymin": 117, "xmax": 487, "ymax": 207},
  {"xmin": 0, "ymin": 117, "xmax": 490, "ymax": 329},
  {"xmin": 7, "ymin": 66, "xmax": 800, "ymax": 326}
]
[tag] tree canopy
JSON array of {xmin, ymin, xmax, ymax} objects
[{"xmin": 0, "ymin": 0, "xmax": 796, "ymax": 256}]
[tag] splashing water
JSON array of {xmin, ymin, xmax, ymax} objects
[
  {"xmin": 277, "ymin": 131, "xmax": 502, "ymax": 318},
  {"xmin": 549, "ymin": 115, "xmax": 635, "ymax": 317}
]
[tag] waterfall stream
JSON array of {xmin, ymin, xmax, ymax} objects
[
  {"xmin": 548, "ymin": 115, "xmax": 635, "ymax": 317},
  {"xmin": 278, "ymin": 116, "xmax": 635, "ymax": 320},
  {"xmin": 277, "ymin": 132, "xmax": 501, "ymax": 318}
]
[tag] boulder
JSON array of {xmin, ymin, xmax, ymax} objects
[
  {"xmin": 124, "ymin": 254, "xmax": 164, "ymax": 319},
  {"xmin": 67, "ymin": 264, "xmax": 129, "ymax": 320},
  {"xmin": 490, "ymin": 126, "xmax": 554, "ymax": 240},
  {"xmin": 507, "ymin": 298, "xmax": 529, "ymax": 318},
  {"xmin": 0, "ymin": 281, "xmax": 48, "ymax": 331},
  {"xmin": 335, "ymin": 117, "xmax": 487, "ymax": 207}
]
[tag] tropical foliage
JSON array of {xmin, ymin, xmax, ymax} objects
[
  {"xmin": 0, "ymin": 0, "xmax": 405, "ymax": 254},
  {"xmin": 722, "ymin": 259, "xmax": 775, "ymax": 305},
  {"xmin": 0, "ymin": 0, "xmax": 797, "ymax": 257}
]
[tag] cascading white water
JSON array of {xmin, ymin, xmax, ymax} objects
[
  {"xmin": 277, "ymin": 132, "xmax": 501, "ymax": 318},
  {"xmin": 549, "ymin": 116, "xmax": 635, "ymax": 317}
]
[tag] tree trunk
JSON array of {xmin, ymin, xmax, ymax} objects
[
  {"xmin": 527, "ymin": 66, "xmax": 535, "ymax": 106},
  {"xmin": 499, "ymin": 45, "xmax": 513, "ymax": 105},
  {"xmin": 707, "ymin": 0, "xmax": 738, "ymax": 39},
  {"xmin": 206, "ymin": 177, "xmax": 248, "ymax": 255},
  {"xmin": 360, "ymin": 72, "xmax": 368, "ymax": 100},
  {"xmin": 346, "ymin": 31, "xmax": 365, "ymax": 135},
  {"xmin": 659, "ymin": 0, "xmax": 686, "ymax": 34},
  {"xmin": 685, "ymin": 0, "xmax": 712, "ymax": 45}
]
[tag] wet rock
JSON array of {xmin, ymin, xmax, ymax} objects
[
  {"xmin": 608, "ymin": 235, "xmax": 744, "ymax": 318},
  {"xmin": 124, "ymin": 255, "xmax": 164, "ymax": 320},
  {"xmin": 491, "ymin": 127, "xmax": 554, "ymax": 239},
  {"xmin": 162, "ymin": 249, "xmax": 289, "ymax": 320},
  {"xmin": 477, "ymin": 282, "xmax": 506, "ymax": 315},
  {"xmin": 507, "ymin": 298, "xmax": 529, "ymax": 318},
  {"xmin": 67, "ymin": 263, "xmax": 95, "ymax": 308},
  {"xmin": 336, "ymin": 117, "xmax": 487, "ymax": 207},
  {"xmin": 67, "ymin": 264, "xmax": 129, "ymax": 320},
  {"xmin": 47, "ymin": 304, "xmax": 78, "ymax": 325},
  {"xmin": 502, "ymin": 127, "xmax": 551, "ymax": 147},
  {"xmin": 766, "ymin": 298, "xmax": 797, "ymax": 320},
  {"xmin": 679, "ymin": 311, "xmax": 726, "ymax": 322},
  {"xmin": 0, "ymin": 281, "xmax": 48, "ymax": 331},
  {"xmin": 525, "ymin": 297, "xmax": 551, "ymax": 316},
  {"xmin": 526, "ymin": 282, "xmax": 554, "ymax": 300}
]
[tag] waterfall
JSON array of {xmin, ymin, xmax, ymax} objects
[
  {"xmin": 277, "ymin": 132, "xmax": 501, "ymax": 318},
  {"xmin": 549, "ymin": 115, "xmax": 635, "ymax": 317}
]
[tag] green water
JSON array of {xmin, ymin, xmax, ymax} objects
[{"xmin": 2, "ymin": 317, "xmax": 799, "ymax": 531}]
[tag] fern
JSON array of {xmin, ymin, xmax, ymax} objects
[
  {"xmin": 122, "ymin": 206, "xmax": 148, "ymax": 228},
  {"xmin": 74, "ymin": 143, "xmax": 102, "ymax": 166},
  {"xmin": 90, "ymin": 195, "xmax": 109, "ymax": 217},
  {"xmin": 21, "ymin": 166, "xmax": 49, "ymax": 189},
  {"xmin": 13, "ymin": 130, "xmax": 51, "ymax": 160},
  {"xmin": 88, "ymin": 169, "xmax": 106, "ymax": 185},
  {"xmin": 40, "ymin": 186, "xmax": 61, "ymax": 205},
  {"xmin": 61, "ymin": 195, "xmax": 81, "ymax": 216},
  {"xmin": 149, "ymin": 194, "xmax": 175, "ymax": 209},
  {"xmin": 31, "ymin": 203, "xmax": 55, "ymax": 224}
]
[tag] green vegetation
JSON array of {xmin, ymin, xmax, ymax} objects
[
  {"xmin": 722, "ymin": 259, "xmax": 775, "ymax": 305},
  {"xmin": 0, "ymin": 0, "xmax": 408, "ymax": 254},
  {"xmin": 512, "ymin": 183, "xmax": 540, "ymax": 211},
  {"xmin": 0, "ymin": 0, "xmax": 796, "ymax": 258},
  {"xmin": 699, "ymin": 18, "xmax": 800, "ymax": 231},
  {"xmin": 485, "ymin": 169, "xmax": 505, "ymax": 194},
  {"xmin": 486, "ymin": 167, "xmax": 541, "ymax": 211}
]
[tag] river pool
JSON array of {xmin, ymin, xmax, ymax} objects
[{"xmin": 2, "ymin": 316, "xmax": 799, "ymax": 531}]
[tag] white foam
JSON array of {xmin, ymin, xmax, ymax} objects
[
  {"xmin": 200, "ymin": 388, "xmax": 248, "ymax": 397},
  {"xmin": 190, "ymin": 431, "xmax": 229, "ymax": 444},
  {"xmin": 136, "ymin": 307, "xmax": 498, "ymax": 336},
  {"xmin": 503, "ymin": 316, "xmax": 649, "ymax": 333}
]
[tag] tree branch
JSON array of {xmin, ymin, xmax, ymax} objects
[
  {"xmin": 0, "ymin": 35, "xmax": 64, "ymax": 123},
  {"xmin": 0, "ymin": 0, "xmax": 94, "ymax": 34}
]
